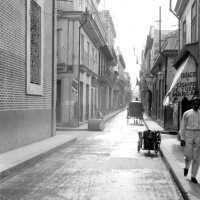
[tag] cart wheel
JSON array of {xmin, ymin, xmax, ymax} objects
[{"xmin": 155, "ymin": 144, "xmax": 160, "ymax": 154}]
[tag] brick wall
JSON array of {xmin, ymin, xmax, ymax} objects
[
  {"xmin": 0, "ymin": 0, "xmax": 54, "ymax": 153},
  {"xmin": 0, "ymin": 0, "xmax": 52, "ymax": 110}
]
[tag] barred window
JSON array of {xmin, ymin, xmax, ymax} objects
[
  {"xmin": 30, "ymin": 0, "xmax": 41, "ymax": 84},
  {"xmin": 26, "ymin": 0, "xmax": 43, "ymax": 95}
]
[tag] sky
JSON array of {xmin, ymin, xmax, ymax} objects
[{"xmin": 98, "ymin": 0, "xmax": 178, "ymax": 90}]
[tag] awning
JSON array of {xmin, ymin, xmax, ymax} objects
[{"xmin": 163, "ymin": 56, "xmax": 197, "ymax": 106}]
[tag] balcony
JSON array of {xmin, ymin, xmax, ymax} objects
[
  {"xmin": 100, "ymin": 45, "xmax": 117, "ymax": 66},
  {"xmin": 57, "ymin": 0, "xmax": 107, "ymax": 47},
  {"xmin": 84, "ymin": 0, "xmax": 107, "ymax": 41},
  {"xmin": 99, "ymin": 68, "xmax": 118, "ymax": 86}
]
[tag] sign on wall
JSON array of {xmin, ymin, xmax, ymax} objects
[
  {"xmin": 172, "ymin": 56, "xmax": 196, "ymax": 101},
  {"xmin": 57, "ymin": 64, "xmax": 73, "ymax": 74},
  {"xmin": 163, "ymin": 56, "xmax": 197, "ymax": 106}
]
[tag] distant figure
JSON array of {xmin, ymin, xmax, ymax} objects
[
  {"xmin": 135, "ymin": 97, "xmax": 138, "ymax": 101},
  {"xmin": 179, "ymin": 96, "xmax": 200, "ymax": 184}
]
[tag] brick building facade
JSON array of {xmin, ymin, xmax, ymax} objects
[{"xmin": 0, "ymin": 0, "xmax": 56, "ymax": 153}]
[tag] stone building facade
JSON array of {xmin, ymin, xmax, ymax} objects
[{"xmin": 56, "ymin": 0, "xmax": 119, "ymax": 125}]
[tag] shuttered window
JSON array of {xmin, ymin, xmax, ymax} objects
[
  {"xmin": 191, "ymin": 0, "xmax": 197, "ymax": 43},
  {"xmin": 26, "ymin": 0, "xmax": 44, "ymax": 95}
]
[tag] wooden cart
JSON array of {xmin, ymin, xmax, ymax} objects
[{"xmin": 127, "ymin": 100, "xmax": 144, "ymax": 125}]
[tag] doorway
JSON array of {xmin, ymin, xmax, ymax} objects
[
  {"xmin": 56, "ymin": 80, "xmax": 61, "ymax": 123},
  {"xmin": 79, "ymin": 81, "xmax": 83, "ymax": 122},
  {"xmin": 86, "ymin": 84, "xmax": 89, "ymax": 120}
]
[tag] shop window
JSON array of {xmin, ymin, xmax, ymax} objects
[{"xmin": 26, "ymin": 0, "xmax": 44, "ymax": 95}]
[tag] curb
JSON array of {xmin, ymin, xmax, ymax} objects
[
  {"xmin": 56, "ymin": 128, "xmax": 87, "ymax": 131},
  {"xmin": 159, "ymin": 148, "xmax": 189, "ymax": 200},
  {"xmin": 104, "ymin": 109, "xmax": 124, "ymax": 123},
  {"xmin": 56, "ymin": 109, "xmax": 124, "ymax": 132},
  {"xmin": 0, "ymin": 137, "xmax": 77, "ymax": 181},
  {"xmin": 144, "ymin": 119, "xmax": 189, "ymax": 200}
]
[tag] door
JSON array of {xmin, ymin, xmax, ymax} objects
[
  {"xmin": 86, "ymin": 84, "xmax": 89, "ymax": 120},
  {"xmin": 80, "ymin": 81, "xmax": 83, "ymax": 122},
  {"xmin": 56, "ymin": 80, "xmax": 61, "ymax": 123},
  {"xmin": 91, "ymin": 88, "xmax": 94, "ymax": 118}
]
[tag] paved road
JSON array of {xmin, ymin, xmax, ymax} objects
[{"xmin": 0, "ymin": 111, "xmax": 183, "ymax": 200}]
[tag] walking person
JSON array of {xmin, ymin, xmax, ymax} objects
[{"xmin": 179, "ymin": 96, "xmax": 200, "ymax": 184}]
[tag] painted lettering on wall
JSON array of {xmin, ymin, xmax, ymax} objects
[{"xmin": 172, "ymin": 64, "xmax": 196, "ymax": 101}]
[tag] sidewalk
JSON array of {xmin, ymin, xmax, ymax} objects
[
  {"xmin": 0, "ymin": 109, "xmax": 123, "ymax": 180},
  {"xmin": 143, "ymin": 114, "xmax": 200, "ymax": 200},
  {"xmin": 0, "ymin": 135, "xmax": 77, "ymax": 179},
  {"xmin": 56, "ymin": 109, "xmax": 124, "ymax": 131}
]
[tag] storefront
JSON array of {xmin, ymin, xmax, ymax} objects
[{"xmin": 163, "ymin": 49, "xmax": 198, "ymax": 130}]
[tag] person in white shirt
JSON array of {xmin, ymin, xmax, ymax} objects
[{"xmin": 179, "ymin": 96, "xmax": 200, "ymax": 184}]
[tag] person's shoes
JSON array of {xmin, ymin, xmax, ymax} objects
[
  {"xmin": 184, "ymin": 168, "xmax": 188, "ymax": 176},
  {"xmin": 191, "ymin": 177, "xmax": 198, "ymax": 184}
]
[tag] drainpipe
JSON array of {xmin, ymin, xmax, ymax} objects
[
  {"xmin": 159, "ymin": 6, "xmax": 161, "ymax": 54},
  {"xmin": 169, "ymin": 0, "xmax": 180, "ymax": 128},
  {"xmin": 169, "ymin": 0, "xmax": 180, "ymax": 52},
  {"xmin": 78, "ymin": 9, "xmax": 89, "ymax": 126},
  {"xmin": 51, "ymin": 0, "xmax": 56, "ymax": 136}
]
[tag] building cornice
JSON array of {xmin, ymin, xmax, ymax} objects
[
  {"xmin": 57, "ymin": 10, "xmax": 107, "ymax": 48},
  {"xmin": 174, "ymin": 0, "xmax": 189, "ymax": 18}
]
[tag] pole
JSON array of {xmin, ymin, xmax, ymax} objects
[
  {"xmin": 78, "ymin": 24, "xmax": 81, "ymax": 127},
  {"xmin": 51, "ymin": 0, "xmax": 56, "ymax": 136},
  {"xmin": 169, "ymin": 0, "xmax": 180, "ymax": 52},
  {"xmin": 159, "ymin": 6, "xmax": 161, "ymax": 54},
  {"xmin": 78, "ymin": 10, "xmax": 88, "ymax": 126}
]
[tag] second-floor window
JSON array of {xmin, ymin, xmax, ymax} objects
[
  {"xmin": 80, "ymin": 34, "xmax": 84, "ymax": 63},
  {"xmin": 191, "ymin": 0, "xmax": 197, "ymax": 42},
  {"xmin": 182, "ymin": 20, "xmax": 186, "ymax": 45},
  {"xmin": 87, "ymin": 41, "xmax": 90, "ymax": 66},
  {"xmin": 30, "ymin": 0, "xmax": 41, "ymax": 85}
]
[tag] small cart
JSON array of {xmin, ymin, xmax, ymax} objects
[
  {"xmin": 137, "ymin": 130, "xmax": 161, "ymax": 154},
  {"xmin": 127, "ymin": 100, "xmax": 144, "ymax": 125}
]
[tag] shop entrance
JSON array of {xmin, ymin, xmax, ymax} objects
[{"xmin": 181, "ymin": 97, "xmax": 192, "ymax": 117}]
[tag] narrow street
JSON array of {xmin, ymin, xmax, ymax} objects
[{"xmin": 0, "ymin": 111, "xmax": 183, "ymax": 200}]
